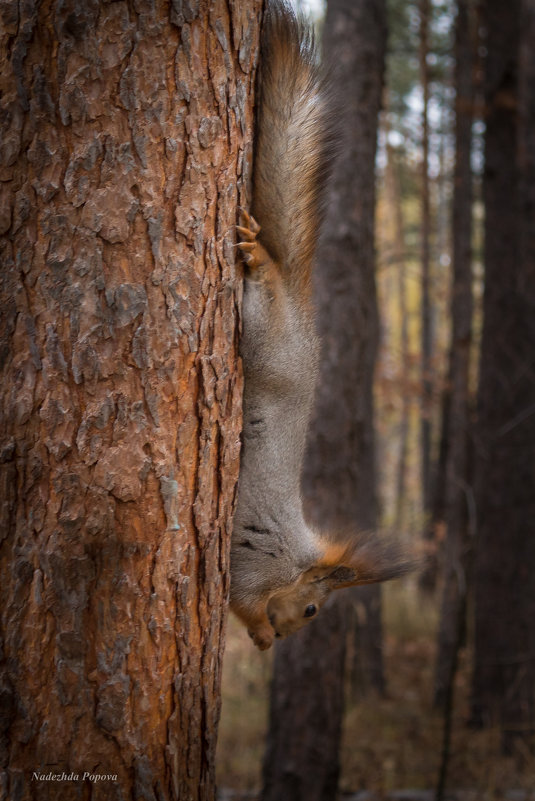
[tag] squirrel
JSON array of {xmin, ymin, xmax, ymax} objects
[{"xmin": 230, "ymin": 1, "xmax": 413, "ymax": 651}]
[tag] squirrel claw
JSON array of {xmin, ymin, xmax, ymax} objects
[
  {"xmin": 236, "ymin": 224, "xmax": 257, "ymax": 242},
  {"xmin": 237, "ymin": 211, "xmax": 266, "ymax": 270},
  {"xmin": 239, "ymin": 209, "xmax": 261, "ymax": 234},
  {"xmin": 240, "ymin": 249, "xmax": 265, "ymax": 270}
]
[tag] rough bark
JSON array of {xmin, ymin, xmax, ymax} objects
[
  {"xmin": 0, "ymin": 2, "xmax": 260, "ymax": 799},
  {"xmin": 261, "ymin": 1, "xmax": 386, "ymax": 798},
  {"xmin": 434, "ymin": 0, "xmax": 474, "ymax": 709},
  {"xmin": 471, "ymin": 0, "xmax": 535, "ymax": 755}
]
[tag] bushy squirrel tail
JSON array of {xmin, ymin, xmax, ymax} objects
[{"xmin": 252, "ymin": 1, "xmax": 337, "ymax": 302}]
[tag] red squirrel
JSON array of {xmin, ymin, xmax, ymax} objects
[{"xmin": 231, "ymin": 1, "xmax": 413, "ymax": 651}]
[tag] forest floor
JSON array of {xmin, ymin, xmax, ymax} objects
[{"xmin": 216, "ymin": 581, "xmax": 535, "ymax": 800}]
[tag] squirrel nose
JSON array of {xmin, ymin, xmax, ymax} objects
[{"xmin": 275, "ymin": 632, "xmax": 281, "ymax": 638}]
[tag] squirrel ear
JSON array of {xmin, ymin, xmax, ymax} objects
[
  {"xmin": 315, "ymin": 534, "xmax": 418, "ymax": 590},
  {"xmin": 323, "ymin": 565, "xmax": 360, "ymax": 589}
]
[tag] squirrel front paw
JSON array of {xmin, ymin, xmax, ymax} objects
[
  {"xmin": 231, "ymin": 587, "xmax": 276, "ymax": 650},
  {"xmin": 248, "ymin": 620, "xmax": 275, "ymax": 651}
]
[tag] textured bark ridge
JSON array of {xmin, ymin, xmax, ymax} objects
[{"xmin": 0, "ymin": 1, "xmax": 260, "ymax": 799}]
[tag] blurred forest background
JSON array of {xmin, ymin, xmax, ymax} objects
[{"xmin": 217, "ymin": 0, "xmax": 535, "ymax": 798}]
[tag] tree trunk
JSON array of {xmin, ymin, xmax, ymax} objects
[
  {"xmin": 419, "ymin": 0, "xmax": 433, "ymax": 522},
  {"xmin": 261, "ymin": 597, "xmax": 347, "ymax": 801},
  {"xmin": 471, "ymin": 0, "xmax": 535, "ymax": 755},
  {"xmin": 419, "ymin": 385, "xmax": 450, "ymax": 594},
  {"xmin": 434, "ymin": 0, "xmax": 475, "ymax": 709},
  {"xmin": 384, "ymin": 140, "xmax": 410, "ymax": 536},
  {"xmin": 261, "ymin": 1, "xmax": 386, "ymax": 798},
  {"xmin": 0, "ymin": 2, "xmax": 260, "ymax": 799}
]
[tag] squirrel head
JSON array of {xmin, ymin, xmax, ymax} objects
[{"xmin": 264, "ymin": 534, "xmax": 416, "ymax": 643}]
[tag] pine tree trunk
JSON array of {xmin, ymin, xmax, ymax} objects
[
  {"xmin": 312, "ymin": 0, "xmax": 386, "ymax": 699},
  {"xmin": 261, "ymin": 598, "xmax": 347, "ymax": 801},
  {"xmin": 434, "ymin": 0, "xmax": 475, "ymax": 708},
  {"xmin": 385, "ymin": 141, "xmax": 410, "ymax": 536},
  {"xmin": 471, "ymin": 0, "xmax": 535, "ymax": 754},
  {"xmin": 419, "ymin": 0, "xmax": 433, "ymax": 521},
  {"xmin": 0, "ymin": 2, "xmax": 260, "ymax": 798},
  {"xmin": 419, "ymin": 385, "xmax": 450, "ymax": 593},
  {"xmin": 261, "ymin": 1, "xmax": 386, "ymax": 798}
]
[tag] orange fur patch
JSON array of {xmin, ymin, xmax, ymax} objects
[{"xmin": 316, "ymin": 539, "xmax": 354, "ymax": 568}]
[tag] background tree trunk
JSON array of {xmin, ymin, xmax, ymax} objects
[
  {"xmin": 384, "ymin": 139, "xmax": 410, "ymax": 537},
  {"xmin": 261, "ymin": 1, "xmax": 386, "ymax": 798},
  {"xmin": 471, "ymin": 0, "xmax": 535, "ymax": 755},
  {"xmin": 419, "ymin": 0, "xmax": 433, "ymax": 522},
  {"xmin": 0, "ymin": 1, "xmax": 260, "ymax": 799},
  {"xmin": 261, "ymin": 598, "xmax": 347, "ymax": 801},
  {"xmin": 416, "ymin": 0, "xmax": 440, "ymax": 597},
  {"xmin": 434, "ymin": 0, "xmax": 475, "ymax": 709},
  {"xmin": 419, "ymin": 386, "xmax": 450, "ymax": 593}
]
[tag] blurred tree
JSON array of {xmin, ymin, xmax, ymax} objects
[
  {"xmin": 471, "ymin": 0, "xmax": 535, "ymax": 755},
  {"xmin": 434, "ymin": 0, "xmax": 475, "ymax": 709},
  {"xmin": 385, "ymin": 136, "xmax": 411, "ymax": 537},
  {"xmin": 386, "ymin": 0, "xmax": 421, "ymax": 141},
  {"xmin": 386, "ymin": 0, "xmax": 454, "ymax": 592},
  {"xmin": 261, "ymin": 0, "xmax": 386, "ymax": 798},
  {"xmin": 419, "ymin": 0, "xmax": 434, "ymax": 524},
  {"xmin": 0, "ymin": 1, "xmax": 259, "ymax": 798},
  {"xmin": 416, "ymin": 0, "xmax": 460, "ymax": 595}
]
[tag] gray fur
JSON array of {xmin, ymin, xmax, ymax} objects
[{"xmin": 231, "ymin": 278, "xmax": 320, "ymax": 602}]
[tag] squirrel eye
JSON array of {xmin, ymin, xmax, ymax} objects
[{"xmin": 304, "ymin": 604, "xmax": 317, "ymax": 618}]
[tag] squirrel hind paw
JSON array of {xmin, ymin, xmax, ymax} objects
[
  {"xmin": 237, "ymin": 236, "xmax": 273, "ymax": 273},
  {"xmin": 237, "ymin": 211, "xmax": 267, "ymax": 269},
  {"xmin": 238, "ymin": 209, "xmax": 261, "ymax": 234},
  {"xmin": 236, "ymin": 224, "xmax": 257, "ymax": 242},
  {"xmin": 238, "ymin": 241, "xmax": 256, "ymax": 253},
  {"xmin": 239, "ymin": 248, "xmax": 259, "ymax": 269}
]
